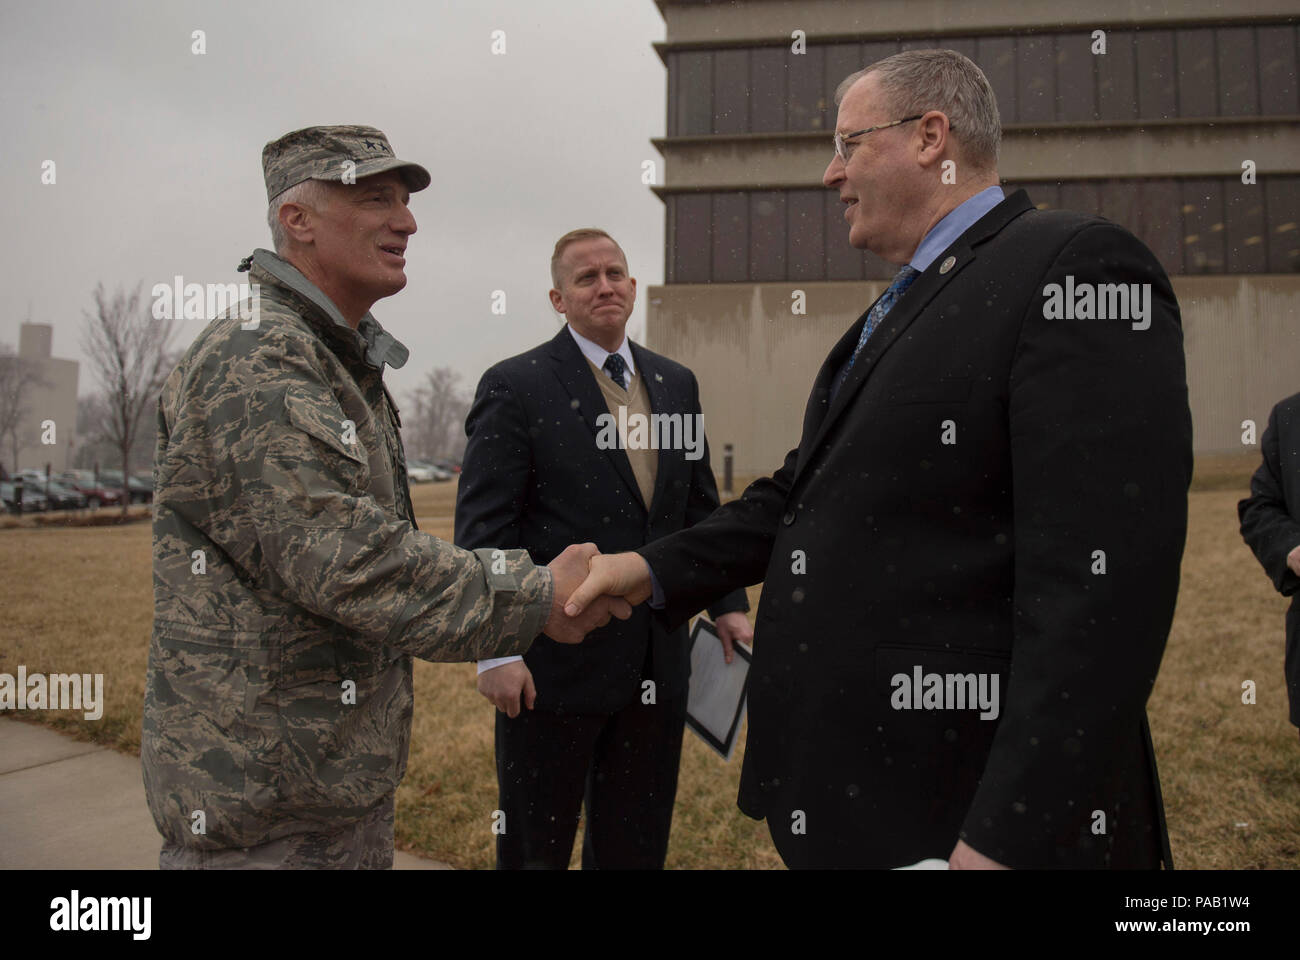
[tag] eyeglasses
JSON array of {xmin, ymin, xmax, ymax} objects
[{"xmin": 833, "ymin": 115, "xmax": 927, "ymax": 164}]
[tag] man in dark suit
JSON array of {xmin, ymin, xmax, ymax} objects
[
  {"xmin": 566, "ymin": 50, "xmax": 1192, "ymax": 869},
  {"xmin": 455, "ymin": 228, "xmax": 752, "ymax": 869},
  {"xmin": 1238, "ymin": 392, "xmax": 1300, "ymax": 739}
]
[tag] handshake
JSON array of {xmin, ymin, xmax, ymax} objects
[
  {"xmin": 539, "ymin": 543, "xmax": 654, "ymax": 644},
  {"xmin": 484, "ymin": 543, "xmax": 754, "ymax": 717}
]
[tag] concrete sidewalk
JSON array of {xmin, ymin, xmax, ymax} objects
[{"xmin": 0, "ymin": 717, "xmax": 449, "ymax": 869}]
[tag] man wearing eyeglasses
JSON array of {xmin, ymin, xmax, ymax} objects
[{"xmin": 566, "ymin": 49, "xmax": 1192, "ymax": 870}]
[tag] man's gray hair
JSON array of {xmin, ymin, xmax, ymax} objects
[
  {"xmin": 835, "ymin": 49, "xmax": 1001, "ymax": 171},
  {"xmin": 267, "ymin": 178, "xmax": 329, "ymax": 253}
]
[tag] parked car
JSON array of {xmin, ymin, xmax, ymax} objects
[
  {"xmin": 1, "ymin": 481, "xmax": 50, "ymax": 513},
  {"xmin": 58, "ymin": 470, "xmax": 125, "ymax": 508},
  {"xmin": 16, "ymin": 471, "xmax": 89, "ymax": 509},
  {"xmin": 31, "ymin": 478, "xmax": 89, "ymax": 510},
  {"xmin": 405, "ymin": 460, "xmax": 437, "ymax": 483},
  {"xmin": 432, "ymin": 458, "xmax": 461, "ymax": 475},
  {"xmin": 420, "ymin": 459, "xmax": 454, "ymax": 482},
  {"xmin": 99, "ymin": 469, "xmax": 153, "ymax": 504}
]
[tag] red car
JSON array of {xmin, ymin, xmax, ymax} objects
[{"xmin": 59, "ymin": 470, "xmax": 126, "ymax": 508}]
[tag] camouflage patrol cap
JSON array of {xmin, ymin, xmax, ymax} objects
[{"xmin": 262, "ymin": 125, "xmax": 431, "ymax": 202}]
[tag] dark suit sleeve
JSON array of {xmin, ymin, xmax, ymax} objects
[
  {"xmin": 675, "ymin": 371, "xmax": 750, "ymax": 620},
  {"xmin": 959, "ymin": 223, "xmax": 1193, "ymax": 867},
  {"xmin": 1238, "ymin": 404, "xmax": 1300, "ymax": 597},
  {"xmin": 454, "ymin": 368, "xmax": 531, "ymax": 553},
  {"xmin": 639, "ymin": 444, "xmax": 798, "ymax": 629}
]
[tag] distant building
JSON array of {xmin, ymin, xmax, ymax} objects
[
  {"xmin": 12, "ymin": 322, "xmax": 78, "ymax": 474},
  {"xmin": 647, "ymin": 0, "xmax": 1300, "ymax": 471}
]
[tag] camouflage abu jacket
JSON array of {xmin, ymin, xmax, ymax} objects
[{"xmin": 143, "ymin": 248, "xmax": 552, "ymax": 851}]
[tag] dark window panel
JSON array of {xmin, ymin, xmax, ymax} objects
[
  {"xmin": 713, "ymin": 49, "xmax": 750, "ymax": 135},
  {"xmin": 978, "ymin": 36, "xmax": 1017, "ymax": 123},
  {"xmin": 825, "ymin": 190, "xmax": 864, "ymax": 280},
  {"xmin": 672, "ymin": 194, "xmax": 713, "ymax": 283},
  {"xmin": 675, "ymin": 51, "xmax": 713, "ymax": 136},
  {"xmin": 666, "ymin": 52, "xmax": 678, "ymax": 137},
  {"xmin": 1223, "ymin": 179, "xmax": 1268, "ymax": 273},
  {"xmin": 1217, "ymin": 26, "xmax": 1259, "ymax": 117},
  {"xmin": 1139, "ymin": 179, "xmax": 1184, "ymax": 276},
  {"xmin": 1017, "ymin": 33, "xmax": 1057, "ymax": 124},
  {"xmin": 711, "ymin": 193, "xmax": 749, "ymax": 282},
  {"xmin": 665, "ymin": 195, "xmax": 677, "ymax": 283},
  {"xmin": 1099, "ymin": 180, "xmax": 1140, "ymax": 236},
  {"xmin": 1097, "ymin": 30, "xmax": 1138, "ymax": 122},
  {"xmin": 750, "ymin": 47, "xmax": 786, "ymax": 134},
  {"xmin": 788, "ymin": 45, "xmax": 827, "ymax": 131},
  {"xmin": 1265, "ymin": 176, "xmax": 1300, "ymax": 273},
  {"xmin": 788, "ymin": 190, "xmax": 826, "ymax": 281},
  {"xmin": 749, "ymin": 192, "xmax": 787, "ymax": 281},
  {"xmin": 1056, "ymin": 32, "xmax": 1099, "ymax": 121},
  {"xmin": 1059, "ymin": 182, "xmax": 1102, "ymax": 217},
  {"xmin": 1135, "ymin": 30, "xmax": 1177, "ymax": 119},
  {"xmin": 825, "ymin": 43, "xmax": 864, "ymax": 129},
  {"xmin": 1258, "ymin": 25, "xmax": 1299, "ymax": 116},
  {"xmin": 946, "ymin": 38, "xmax": 979, "ymax": 61},
  {"xmin": 1181, "ymin": 178, "xmax": 1226, "ymax": 274},
  {"xmin": 1176, "ymin": 27, "xmax": 1217, "ymax": 118},
  {"xmin": 860, "ymin": 40, "xmax": 901, "ymax": 72}
]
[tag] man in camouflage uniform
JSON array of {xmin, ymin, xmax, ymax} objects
[{"xmin": 143, "ymin": 125, "xmax": 629, "ymax": 869}]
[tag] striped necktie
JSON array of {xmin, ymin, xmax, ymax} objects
[{"xmin": 835, "ymin": 264, "xmax": 921, "ymax": 395}]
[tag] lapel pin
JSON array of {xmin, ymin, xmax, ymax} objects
[
  {"xmin": 939, "ymin": 256, "xmax": 956, "ymax": 274},
  {"xmin": 654, "ymin": 373, "xmax": 663, "ymax": 382}
]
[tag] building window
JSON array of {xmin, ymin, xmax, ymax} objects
[
  {"xmin": 667, "ymin": 177, "xmax": 1300, "ymax": 283},
  {"xmin": 667, "ymin": 24, "xmax": 1299, "ymax": 132}
]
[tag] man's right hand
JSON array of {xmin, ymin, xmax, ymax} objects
[
  {"xmin": 563, "ymin": 551, "xmax": 654, "ymax": 617},
  {"xmin": 477, "ymin": 660, "xmax": 536, "ymax": 718},
  {"xmin": 543, "ymin": 543, "xmax": 634, "ymax": 644},
  {"xmin": 1287, "ymin": 544, "xmax": 1300, "ymax": 578}
]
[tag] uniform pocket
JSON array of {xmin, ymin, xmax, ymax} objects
[{"xmin": 143, "ymin": 623, "xmax": 271, "ymax": 848}]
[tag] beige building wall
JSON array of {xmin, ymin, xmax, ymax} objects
[
  {"xmin": 647, "ymin": 276, "xmax": 1300, "ymax": 474},
  {"xmin": 13, "ymin": 322, "xmax": 78, "ymax": 474}
]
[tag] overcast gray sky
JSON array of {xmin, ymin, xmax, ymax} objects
[{"xmin": 1, "ymin": 0, "xmax": 668, "ymax": 404}]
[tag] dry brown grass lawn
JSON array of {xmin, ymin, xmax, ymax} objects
[{"xmin": 2, "ymin": 459, "xmax": 1297, "ymax": 869}]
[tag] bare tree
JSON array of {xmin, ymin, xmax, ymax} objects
[
  {"xmin": 0, "ymin": 342, "xmax": 50, "ymax": 478},
  {"xmin": 80, "ymin": 283, "xmax": 178, "ymax": 514},
  {"xmin": 75, "ymin": 390, "xmax": 154, "ymax": 472},
  {"xmin": 405, "ymin": 367, "xmax": 470, "ymax": 462}
]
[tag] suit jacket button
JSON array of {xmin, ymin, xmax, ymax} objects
[{"xmin": 783, "ymin": 509, "xmax": 796, "ymax": 526}]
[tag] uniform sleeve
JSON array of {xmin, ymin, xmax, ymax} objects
[
  {"xmin": 170, "ymin": 339, "xmax": 552, "ymax": 663},
  {"xmin": 1238, "ymin": 404, "xmax": 1300, "ymax": 597}
]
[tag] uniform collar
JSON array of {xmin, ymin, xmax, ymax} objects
[{"xmin": 241, "ymin": 248, "xmax": 409, "ymax": 371}]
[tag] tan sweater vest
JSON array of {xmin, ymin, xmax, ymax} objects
[{"xmin": 586, "ymin": 356, "xmax": 657, "ymax": 509}]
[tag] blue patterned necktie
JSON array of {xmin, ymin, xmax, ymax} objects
[
  {"xmin": 603, "ymin": 352, "xmax": 628, "ymax": 390},
  {"xmin": 837, "ymin": 264, "xmax": 921, "ymax": 393}
]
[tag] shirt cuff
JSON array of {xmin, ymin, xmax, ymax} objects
[{"xmin": 477, "ymin": 656, "xmax": 524, "ymax": 674}]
